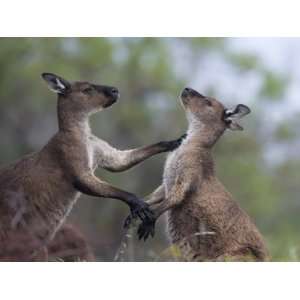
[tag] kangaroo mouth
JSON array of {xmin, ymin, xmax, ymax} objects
[{"xmin": 104, "ymin": 96, "xmax": 118, "ymax": 108}]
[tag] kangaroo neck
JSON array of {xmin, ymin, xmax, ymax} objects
[
  {"xmin": 185, "ymin": 116, "xmax": 225, "ymax": 148},
  {"xmin": 57, "ymin": 104, "xmax": 91, "ymax": 135},
  {"xmin": 181, "ymin": 133, "xmax": 216, "ymax": 178},
  {"xmin": 183, "ymin": 123, "xmax": 223, "ymax": 178}
]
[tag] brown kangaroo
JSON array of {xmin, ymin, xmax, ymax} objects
[
  {"xmin": 0, "ymin": 73, "xmax": 182, "ymax": 258},
  {"xmin": 136, "ymin": 87, "xmax": 269, "ymax": 262}
]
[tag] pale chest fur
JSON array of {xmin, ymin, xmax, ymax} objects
[
  {"xmin": 163, "ymin": 148, "xmax": 183, "ymax": 196},
  {"xmin": 88, "ymin": 135, "xmax": 119, "ymax": 171},
  {"xmin": 78, "ymin": 122, "xmax": 98, "ymax": 172},
  {"xmin": 86, "ymin": 136, "xmax": 96, "ymax": 170}
]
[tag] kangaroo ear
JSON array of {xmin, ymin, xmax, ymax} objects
[
  {"xmin": 41, "ymin": 73, "xmax": 71, "ymax": 94},
  {"xmin": 224, "ymin": 104, "xmax": 251, "ymax": 131}
]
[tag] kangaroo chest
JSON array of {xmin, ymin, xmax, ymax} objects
[{"xmin": 163, "ymin": 150, "xmax": 182, "ymax": 194}]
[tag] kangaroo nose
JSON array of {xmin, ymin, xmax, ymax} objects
[
  {"xmin": 181, "ymin": 87, "xmax": 203, "ymax": 98},
  {"xmin": 181, "ymin": 87, "xmax": 194, "ymax": 98},
  {"xmin": 109, "ymin": 87, "xmax": 120, "ymax": 100},
  {"xmin": 184, "ymin": 87, "xmax": 193, "ymax": 93},
  {"xmin": 110, "ymin": 87, "xmax": 119, "ymax": 96}
]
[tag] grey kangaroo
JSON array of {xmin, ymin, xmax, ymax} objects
[
  {"xmin": 135, "ymin": 87, "xmax": 269, "ymax": 261},
  {"xmin": 0, "ymin": 73, "xmax": 183, "ymax": 257}
]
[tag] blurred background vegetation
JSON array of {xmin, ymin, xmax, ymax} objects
[{"xmin": 0, "ymin": 37, "xmax": 299, "ymax": 261}]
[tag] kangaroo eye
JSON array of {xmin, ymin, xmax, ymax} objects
[
  {"xmin": 82, "ymin": 87, "xmax": 94, "ymax": 94},
  {"xmin": 205, "ymin": 99, "xmax": 212, "ymax": 106}
]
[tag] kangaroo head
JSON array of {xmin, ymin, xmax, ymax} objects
[
  {"xmin": 180, "ymin": 87, "xmax": 251, "ymax": 145},
  {"xmin": 42, "ymin": 73, "xmax": 119, "ymax": 115}
]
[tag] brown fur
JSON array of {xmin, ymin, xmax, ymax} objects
[
  {"xmin": 0, "ymin": 224, "xmax": 95, "ymax": 261},
  {"xmin": 47, "ymin": 224, "xmax": 95, "ymax": 261},
  {"xmin": 0, "ymin": 73, "xmax": 181, "ymax": 258},
  {"xmin": 140, "ymin": 88, "xmax": 269, "ymax": 261}
]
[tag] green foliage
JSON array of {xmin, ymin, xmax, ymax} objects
[
  {"xmin": 260, "ymin": 71, "xmax": 288, "ymax": 100},
  {"xmin": 274, "ymin": 122, "xmax": 297, "ymax": 141},
  {"xmin": 228, "ymin": 53, "xmax": 260, "ymax": 71}
]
